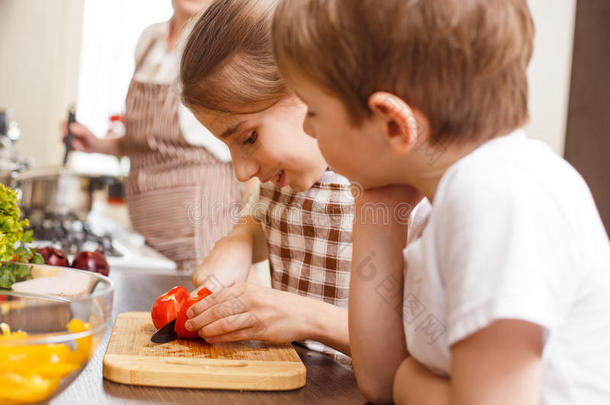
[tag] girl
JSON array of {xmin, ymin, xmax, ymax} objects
[{"xmin": 178, "ymin": 0, "xmax": 354, "ymax": 363}]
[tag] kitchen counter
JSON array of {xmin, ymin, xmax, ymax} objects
[{"xmin": 52, "ymin": 271, "xmax": 365, "ymax": 404}]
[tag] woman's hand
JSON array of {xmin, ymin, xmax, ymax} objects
[
  {"xmin": 60, "ymin": 121, "xmax": 101, "ymax": 153},
  {"xmin": 184, "ymin": 283, "xmax": 312, "ymax": 344},
  {"xmin": 60, "ymin": 121, "xmax": 122, "ymax": 156}
]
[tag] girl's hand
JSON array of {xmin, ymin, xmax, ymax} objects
[
  {"xmin": 184, "ymin": 283, "xmax": 311, "ymax": 344},
  {"xmin": 192, "ymin": 217, "xmax": 266, "ymax": 292},
  {"xmin": 191, "ymin": 238, "xmax": 254, "ymax": 292}
]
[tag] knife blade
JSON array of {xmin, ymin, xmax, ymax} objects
[{"xmin": 151, "ymin": 319, "xmax": 177, "ymax": 343}]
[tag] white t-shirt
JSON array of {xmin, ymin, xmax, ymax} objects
[
  {"xmin": 403, "ymin": 129, "xmax": 610, "ymax": 405},
  {"xmin": 132, "ymin": 22, "xmax": 231, "ymax": 163}
]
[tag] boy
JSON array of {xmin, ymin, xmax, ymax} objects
[{"xmin": 273, "ymin": 0, "xmax": 610, "ymax": 403}]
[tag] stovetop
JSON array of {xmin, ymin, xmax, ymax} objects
[
  {"xmin": 24, "ymin": 207, "xmax": 179, "ymax": 274},
  {"xmin": 24, "ymin": 208, "xmax": 121, "ymax": 257}
]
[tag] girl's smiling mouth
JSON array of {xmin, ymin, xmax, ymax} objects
[
  {"xmin": 274, "ymin": 170, "xmax": 287, "ymax": 187},
  {"xmin": 261, "ymin": 169, "xmax": 287, "ymax": 187}
]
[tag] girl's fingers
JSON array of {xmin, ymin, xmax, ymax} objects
[
  {"xmin": 197, "ymin": 312, "xmax": 258, "ymax": 339},
  {"xmin": 186, "ymin": 296, "xmax": 249, "ymax": 331},
  {"xmin": 188, "ymin": 284, "xmax": 246, "ymax": 318},
  {"xmin": 204, "ymin": 329, "xmax": 254, "ymax": 343}
]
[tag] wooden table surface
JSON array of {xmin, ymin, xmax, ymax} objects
[{"xmin": 52, "ymin": 271, "xmax": 366, "ymax": 404}]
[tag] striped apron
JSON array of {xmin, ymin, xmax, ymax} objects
[
  {"xmin": 122, "ymin": 39, "xmax": 240, "ymax": 270},
  {"xmin": 249, "ymin": 170, "xmax": 354, "ymax": 364}
]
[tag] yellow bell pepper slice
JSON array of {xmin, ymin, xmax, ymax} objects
[
  {"xmin": 0, "ymin": 372, "xmax": 60, "ymax": 405},
  {"xmin": 0, "ymin": 319, "xmax": 93, "ymax": 404}
]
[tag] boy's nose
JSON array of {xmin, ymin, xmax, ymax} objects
[{"xmin": 303, "ymin": 117, "xmax": 316, "ymax": 138}]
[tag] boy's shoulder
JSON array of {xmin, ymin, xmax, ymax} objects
[
  {"xmin": 436, "ymin": 130, "xmax": 586, "ymax": 208},
  {"xmin": 429, "ymin": 129, "xmax": 607, "ymax": 260}
]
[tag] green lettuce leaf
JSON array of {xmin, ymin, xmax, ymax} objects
[{"xmin": 0, "ymin": 262, "xmax": 32, "ymax": 289}]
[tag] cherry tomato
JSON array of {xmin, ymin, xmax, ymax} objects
[
  {"xmin": 150, "ymin": 286, "xmax": 189, "ymax": 329},
  {"xmin": 174, "ymin": 296, "xmax": 204, "ymax": 339}
]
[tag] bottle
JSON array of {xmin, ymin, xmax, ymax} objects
[{"xmin": 107, "ymin": 114, "xmax": 125, "ymax": 138}]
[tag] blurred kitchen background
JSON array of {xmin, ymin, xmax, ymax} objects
[{"xmin": 0, "ymin": 0, "xmax": 608, "ymax": 235}]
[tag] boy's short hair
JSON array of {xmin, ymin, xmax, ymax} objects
[
  {"xmin": 181, "ymin": 0, "xmax": 286, "ymax": 114},
  {"xmin": 272, "ymin": 0, "xmax": 535, "ymax": 145}
]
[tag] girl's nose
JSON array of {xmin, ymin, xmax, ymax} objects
[{"xmin": 233, "ymin": 152, "xmax": 259, "ymax": 183}]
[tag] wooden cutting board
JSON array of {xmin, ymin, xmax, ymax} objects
[{"xmin": 102, "ymin": 312, "xmax": 306, "ymax": 391}]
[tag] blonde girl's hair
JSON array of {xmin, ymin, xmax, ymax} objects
[{"xmin": 181, "ymin": 0, "xmax": 285, "ymax": 114}]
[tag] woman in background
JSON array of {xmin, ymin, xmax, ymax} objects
[{"xmin": 62, "ymin": 0, "xmax": 241, "ymax": 269}]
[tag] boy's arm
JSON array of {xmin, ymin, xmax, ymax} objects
[
  {"xmin": 192, "ymin": 215, "xmax": 267, "ymax": 290},
  {"xmin": 349, "ymin": 186, "xmax": 419, "ymax": 404},
  {"xmin": 393, "ymin": 320, "xmax": 542, "ymax": 405}
]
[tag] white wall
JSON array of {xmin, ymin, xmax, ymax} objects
[
  {"xmin": 526, "ymin": 0, "xmax": 578, "ymax": 155},
  {"xmin": 0, "ymin": 0, "xmax": 84, "ymax": 167},
  {"xmin": 0, "ymin": 0, "xmax": 172, "ymax": 171},
  {"xmin": 77, "ymin": 0, "xmax": 172, "ymax": 137},
  {"xmin": 71, "ymin": 0, "xmax": 172, "ymax": 175}
]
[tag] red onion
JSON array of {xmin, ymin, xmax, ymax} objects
[
  {"xmin": 37, "ymin": 247, "xmax": 70, "ymax": 267},
  {"xmin": 71, "ymin": 250, "xmax": 110, "ymax": 277}
]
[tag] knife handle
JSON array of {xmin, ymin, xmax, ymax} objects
[{"xmin": 63, "ymin": 105, "xmax": 76, "ymax": 166}]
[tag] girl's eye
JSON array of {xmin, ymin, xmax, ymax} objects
[
  {"xmin": 243, "ymin": 131, "xmax": 258, "ymax": 145},
  {"xmin": 307, "ymin": 110, "xmax": 316, "ymax": 118}
]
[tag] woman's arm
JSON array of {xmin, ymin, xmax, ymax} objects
[
  {"xmin": 350, "ymin": 185, "xmax": 420, "ymax": 404},
  {"xmin": 393, "ymin": 319, "xmax": 543, "ymax": 405},
  {"xmin": 60, "ymin": 122, "xmax": 124, "ymax": 156},
  {"xmin": 98, "ymin": 137, "xmax": 123, "ymax": 156}
]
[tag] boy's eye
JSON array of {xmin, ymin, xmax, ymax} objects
[
  {"xmin": 243, "ymin": 131, "xmax": 258, "ymax": 145},
  {"xmin": 306, "ymin": 110, "xmax": 316, "ymax": 118}
]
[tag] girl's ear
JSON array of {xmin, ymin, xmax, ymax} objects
[{"xmin": 368, "ymin": 92, "xmax": 421, "ymax": 155}]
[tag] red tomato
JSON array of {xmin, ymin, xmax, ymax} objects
[
  {"xmin": 150, "ymin": 286, "xmax": 189, "ymax": 329},
  {"xmin": 197, "ymin": 287, "xmax": 212, "ymax": 298},
  {"xmin": 175, "ymin": 296, "xmax": 204, "ymax": 339}
]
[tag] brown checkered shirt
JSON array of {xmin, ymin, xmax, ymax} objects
[{"xmin": 247, "ymin": 170, "xmax": 354, "ymax": 364}]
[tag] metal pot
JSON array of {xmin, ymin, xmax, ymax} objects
[
  {"xmin": 0, "ymin": 160, "xmax": 29, "ymax": 186},
  {"xmin": 11, "ymin": 167, "xmax": 113, "ymax": 220},
  {"xmin": 0, "ymin": 171, "xmax": 12, "ymax": 186}
]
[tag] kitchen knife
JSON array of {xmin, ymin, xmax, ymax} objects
[
  {"xmin": 63, "ymin": 105, "xmax": 76, "ymax": 167},
  {"xmin": 150, "ymin": 319, "xmax": 177, "ymax": 343}
]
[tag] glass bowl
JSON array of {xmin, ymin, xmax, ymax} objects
[{"xmin": 0, "ymin": 262, "xmax": 114, "ymax": 404}]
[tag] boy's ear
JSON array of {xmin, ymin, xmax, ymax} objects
[{"xmin": 368, "ymin": 92, "xmax": 420, "ymax": 155}]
